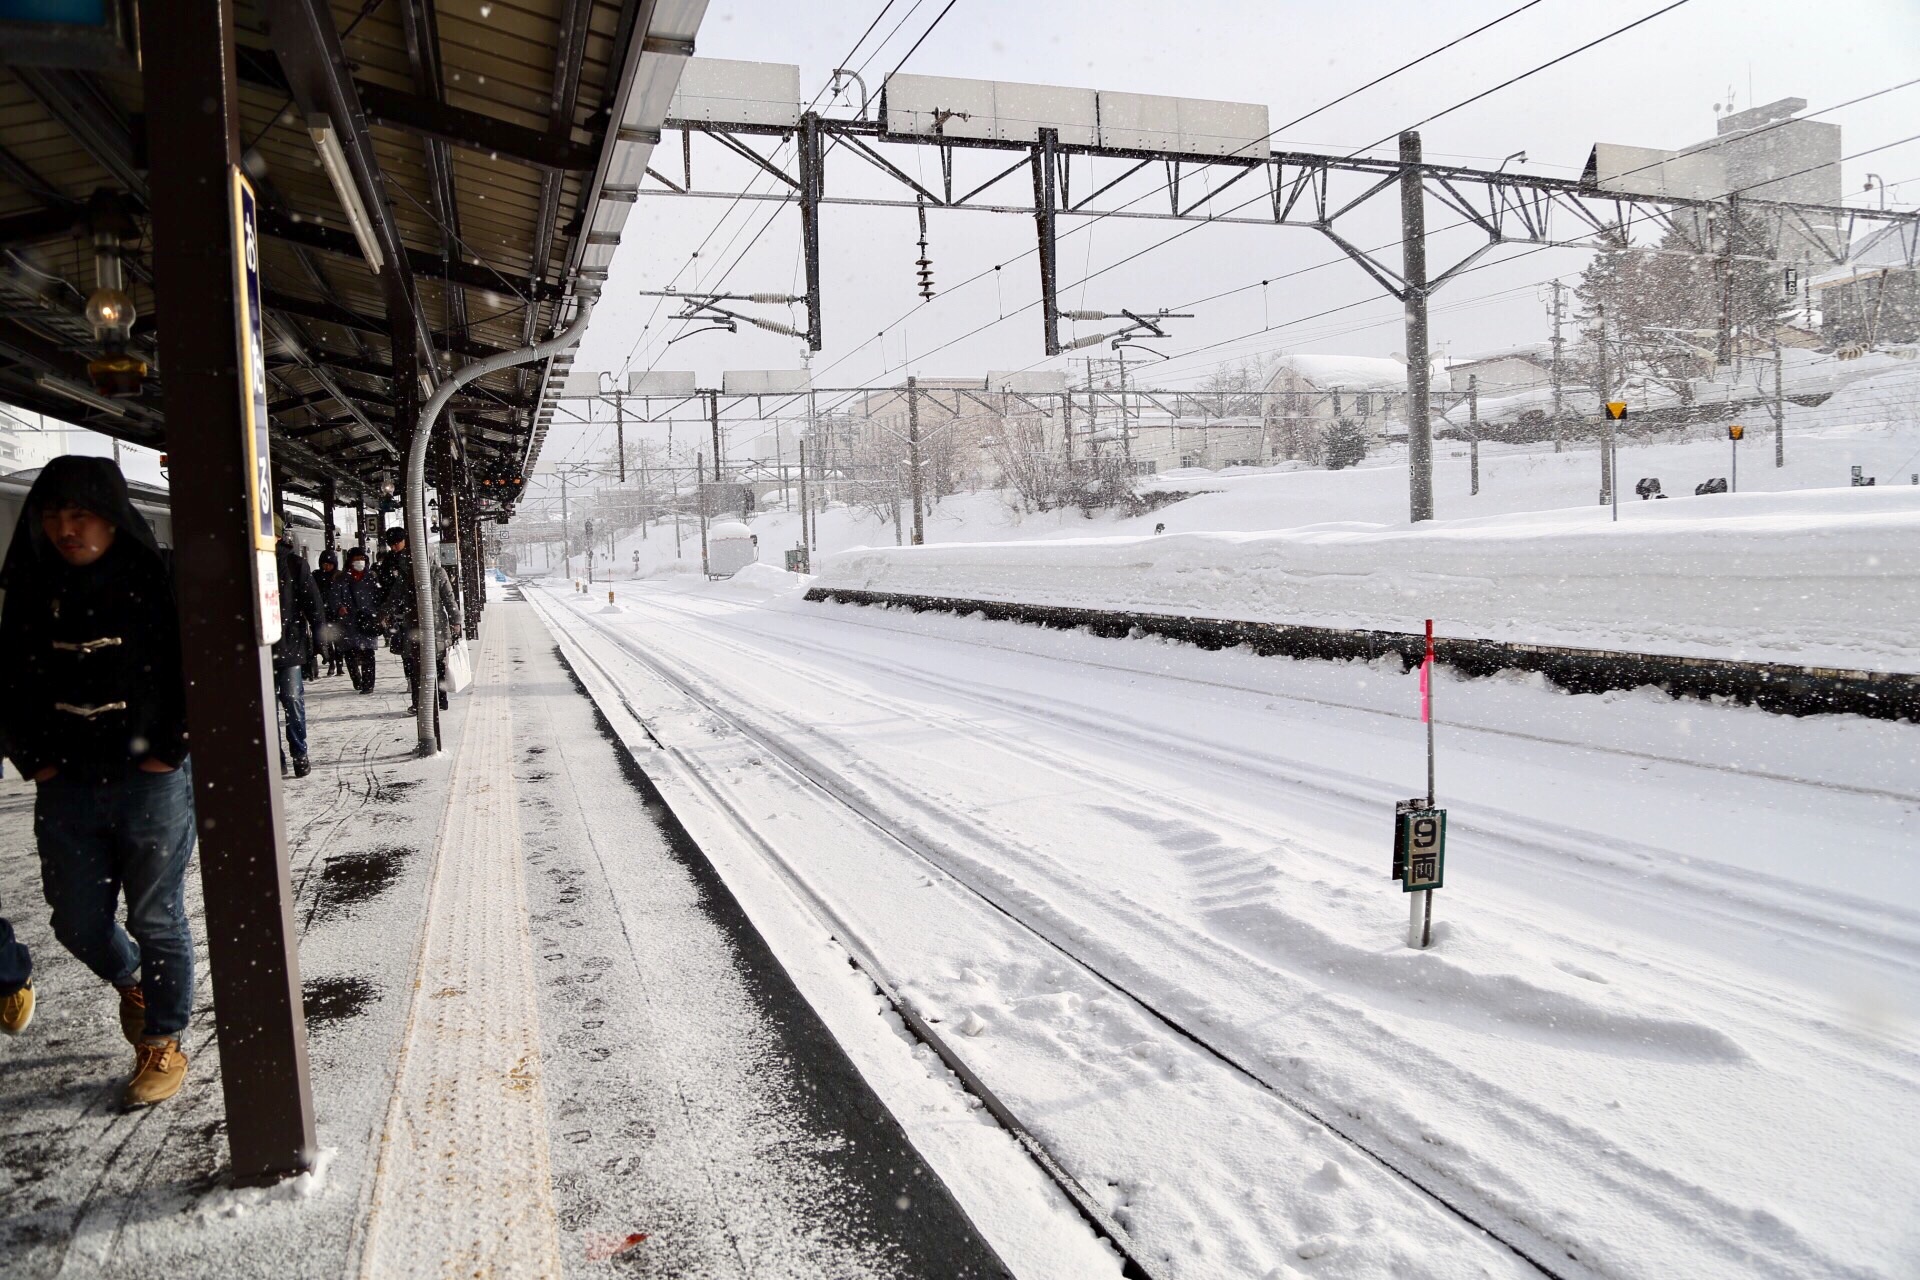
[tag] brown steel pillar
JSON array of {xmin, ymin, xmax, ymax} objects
[
  {"xmin": 459, "ymin": 483, "xmax": 481, "ymax": 637},
  {"xmin": 145, "ymin": 0, "xmax": 316, "ymax": 1184},
  {"xmin": 322, "ymin": 478, "xmax": 338, "ymax": 552}
]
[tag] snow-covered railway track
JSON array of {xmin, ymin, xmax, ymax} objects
[
  {"xmin": 537, "ymin": 587, "xmax": 1580, "ymax": 1279},
  {"xmin": 531, "ymin": 580, "xmax": 1917, "ymax": 1279},
  {"xmin": 624, "ymin": 584, "xmax": 1920, "ymax": 977}
]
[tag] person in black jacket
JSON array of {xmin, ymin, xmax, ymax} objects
[
  {"xmin": 312, "ymin": 548, "xmax": 345, "ymax": 676},
  {"xmin": 375, "ymin": 526, "xmax": 458, "ymax": 715},
  {"xmin": 325, "ymin": 546, "xmax": 383, "ymax": 692},
  {"xmin": 272, "ymin": 522, "xmax": 325, "ymax": 777},
  {"xmin": 0, "ymin": 456, "xmax": 194, "ymax": 1106}
]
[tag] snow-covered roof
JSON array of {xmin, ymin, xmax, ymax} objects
[
  {"xmin": 1812, "ymin": 222, "xmax": 1919, "ymax": 288},
  {"xmin": 1447, "ymin": 344, "xmax": 1553, "ymax": 368},
  {"xmin": 1264, "ymin": 354, "xmax": 1451, "ymax": 394}
]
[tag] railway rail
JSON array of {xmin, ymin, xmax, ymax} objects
[{"xmin": 531, "ymin": 584, "xmax": 1577, "ymax": 1280}]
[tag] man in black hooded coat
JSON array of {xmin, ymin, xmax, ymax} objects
[{"xmin": 0, "ymin": 456, "xmax": 195, "ymax": 1107}]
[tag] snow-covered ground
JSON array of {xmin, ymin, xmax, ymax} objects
[
  {"xmin": 530, "ymin": 571, "xmax": 1920, "ymax": 1280},
  {"xmin": 816, "ymin": 487, "xmax": 1920, "ymax": 673},
  {"xmin": 548, "ymin": 365, "xmax": 1920, "ymax": 598}
]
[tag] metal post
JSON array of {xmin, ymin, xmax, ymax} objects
[
  {"xmin": 1772, "ymin": 337, "xmax": 1785, "ymax": 467},
  {"xmin": 614, "ymin": 389, "xmax": 625, "ymax": 483},
  {"xmin": 1117, "ymin": 347, "xmax": 1133, "ymax": 466},
  {"xmin": 1399, "ymin": 131, "xmax": 1434, "ymax": 523},
  {"xmin": 1032, "ymin": 126, "xmax": 1061, "ymax": 356},
  {"xmin": 1597, "ymin": 307, "xmax": 1614, "ymax": 509},
  {"xmin": 1731, "ymin": 429, "xmax": 1739, "ymax": 494},
  {"xmin": 799, "ymin": 111, "xmax": 823, "ymax": 351},
  {"xmin": 1716, "ymin": 201, "xmax": 1736, "ymax": 367},
  {"xmin": 1549, "ymin": 279, "xmax": 1566, "ymax": 453},
  {"xmin": 806, "ymin": 387, "xmax": 821, "ymax": 551},
  {"xmin": 697, "ymin": 450, "xmax": 709, "ymax": 575},
  {"xmin": 797, "ymin": 437, "xmax": 812, "ymax": 557},
  {"xmin": 145, "ymin": 0, "xmax": 316, "ymax": 1184},
  {"xmin": 559, "ymin": 468, "xmax": 571, "ymax": 578},
  {"xmin": 322, "ymin": 478, "xmax": 338, "ymax": 552},
  {"xmin": 1468, "ymin": 374, "xmax": 1479, "ymax": 496},
  {"xmin": 708, "ymin": 390, "xmax": 722, "ymax": 480},
  {"xmin": 906, "ymin": 375, "xmax": 925, "ymax": 545}
]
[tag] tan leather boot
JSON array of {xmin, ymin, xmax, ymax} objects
[
  {"xmin": 125, "ymin": 1037, "xmax": 187, "ymax": 1107},
  {"xmin": 0, "ymin": 980, "xmax": 32, "ymax": 1036}
]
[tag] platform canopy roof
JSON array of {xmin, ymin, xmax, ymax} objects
[{"xmin": 0, "ymin": 0, "xmax": 703, "ymax": 519}]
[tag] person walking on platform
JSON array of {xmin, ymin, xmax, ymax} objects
[
  {"xmin": 0, "ymin": 456, "xmax": 195, "ymax": 1106},
  {"xmin": 326, "ymin": 546, "xmax": 382, "ymax": 693},
  {"xmin": 375, "ymin": 526, "xmax": 457, "ymax": 715},
  {"xmin": 272, "ymin": 521, "xmax": 325, "ymax": 778},
  {"xmin": 312, "ymin": 548, "xmax": 345, "ymax": 676}
]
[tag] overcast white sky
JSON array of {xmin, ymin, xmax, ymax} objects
[{"xmin": 539, "ymin": 0, "xmax": 1918, "ymax": 470}]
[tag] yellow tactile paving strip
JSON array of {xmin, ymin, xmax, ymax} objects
[{"xmin": 357, "ymin": 623, "xmax": 562, "ymax": 1279}]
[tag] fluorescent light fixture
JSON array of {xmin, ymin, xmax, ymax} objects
[
  {"xmin": 308, "ymin": 118, "xmax": 385, "ymax": 275},
  {"xmin": 36, "ymin": 374, "xmax": 128, "ymax": 418}
]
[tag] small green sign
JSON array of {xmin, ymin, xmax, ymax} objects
[{"xmin": 1398, "ymin": 807, "xmax": 1446, "ymax": 892}]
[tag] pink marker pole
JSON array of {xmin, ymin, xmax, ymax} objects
[
  {"xmin": 1422, "ymin": 619, "xmax": 1436, "ymax": 806},
  {"xmin": 1411, "ymin": 619, "xmax": 1437, "ymax": 949}
]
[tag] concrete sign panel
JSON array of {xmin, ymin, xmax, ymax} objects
[
  {"xmin": 988, "ymin": 370, "xmax": 1070, "ymax": 393},
  {"xmin": 629, "ymin": 370, "xmax": 698, "ymax": 397},
  {"xmin": 669, "ymin": 58, "xmax": 801, "ymax": 129},
  {"xmin": 722, "ymin": 369, "xmax": 812, "ymax": 395}
]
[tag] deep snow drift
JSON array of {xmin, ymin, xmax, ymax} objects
[{"xmin": 814, "ymin": 486, "xmax": 1920, "ymax": 672}]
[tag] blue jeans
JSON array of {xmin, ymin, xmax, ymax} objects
[
  {"xmin": 35, "ymin": 761, "xmax": 197, "ymax": 1037},
  {"xmin": 0, "ymin": 912, "xmax": 28, "ymax": 996},
  {"xmin": 274, "ymin": 664, "xmax": 308, "ymax": 759}
]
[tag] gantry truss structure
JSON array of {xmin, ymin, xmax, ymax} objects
[{"xmin": 635, "ymin": 91, "xmax": 1918, "ymax": 520}]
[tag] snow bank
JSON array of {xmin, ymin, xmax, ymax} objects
[{"xmin": 814, "ymin": 487, "xmax": 1920, "ymax": 672}]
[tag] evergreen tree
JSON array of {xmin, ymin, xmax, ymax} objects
[
  {"xmin": 1575, "ymin": 211, "xmax": 1788, "ymax": 402},
  {"xmin": 1324, "ymin": 417, "xmax": 1368, "ymax": 470}
]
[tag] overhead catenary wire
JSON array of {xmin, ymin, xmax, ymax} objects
[
  {"xmin": 1345, "ymin": 0, "xmax": 1695, "ymax": 157},
  {"xmin": 797, "ymin": 0, "xmax": 1804, "ymax": 398},
  {"xmin": 653, "ymin": 0, "xmax": 1565, "ymax": 397}
]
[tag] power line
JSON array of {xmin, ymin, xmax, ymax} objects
[
  {"xmin": 1346, "ymin": 0, "xmax": 1695, "ymax": 156},
  {"xmin": 808, "ymin": 0, "xmax": 1711, "ymax": 394},
  {"xmin": 885, "ymin": 0, "xmax": 962, "ymax": 80},
  {"xmin": 792, "ymin": 0, "xmax": 1563, "ymax": 388}
]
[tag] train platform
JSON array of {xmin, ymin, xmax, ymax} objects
[{"xmin": 0, "ymin": 597, "xmax": 1048, "ymax": 1279}]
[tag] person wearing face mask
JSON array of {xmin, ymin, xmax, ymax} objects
[
  {"xmin": 0, "ymin": 456, "xmax": 194, "ymax": 1106},
  {"xmin": 325, "ymin": 546, "xmax": 383, "ymax": 693}
]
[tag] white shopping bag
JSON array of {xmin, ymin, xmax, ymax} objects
[{"xmin": 443, "ymin": 638, "xmax": 474, "ymax": 695}]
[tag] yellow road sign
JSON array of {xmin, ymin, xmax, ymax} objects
[
  {"xmin": 1728, "ymin": 424, "xmax": 1745, "ymax": 440},
  {"xmin": 1605, "ymin": 401, "xmax": 1628, "ymax": 420}
]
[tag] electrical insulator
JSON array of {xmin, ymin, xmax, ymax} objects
[{"xmin": 914, "ymin": 197, "xmax": 935, "ymax": 300}]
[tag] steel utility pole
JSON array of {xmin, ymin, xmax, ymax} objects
[
  {"xmin": 1468, "ymin": 374, "xmax": 1480, "ymax": 496},
  {"xmin": 797, "ymin": 437, "xmax": 812, "ymax": 555},
  {"xmin": 1596, "ymin": 307, "xmax": 1615, "ymax": 508},
  {"xmin": 559, "ymin": 468, "xmax": 572, "ymax": 578},
  {"xmin": 708, "ymin": 389, "xmax": 723, "ymax": 480},
  {"xmin": 1549, "ymin": 279, "xmax": 1567, "ymax": 453},
  {"xmin": 1400, "ymin": 130, "xmax": 1434, "ymax": 523},
  {"xmin": 696, "ymin": 449, "xmax": 709, "ymax": 575},
  {"xmin": 1772, "ymin": 336, "xmax": 1785, "ymax": 467},
  {"xmin": 1116, "ymin": 348, "xmax": 1134, "ymax": 466},
  {"xmin": 906, "ymin": 375, "xmax": 925, "ymax": 545},
  {"xmin": 614, "ymin": 387, "xmax": 626, "ymax": 483}
]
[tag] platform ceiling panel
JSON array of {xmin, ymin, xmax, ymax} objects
[{"xmin": 0, "ymin": 0, "xmax": 707, "ymax": 505}]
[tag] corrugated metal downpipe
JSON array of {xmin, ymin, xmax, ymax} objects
[{"xmin": 405, "ymin": 292, "xmax": 596, "ymax": 754}]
